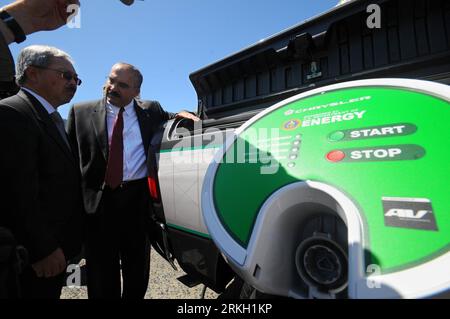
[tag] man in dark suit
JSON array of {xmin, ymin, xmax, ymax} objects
[
  {"xmin": 0, "ymin": 45, "xmax": 84, "ymax": 299},
  {"xmin": 67, "ymin": 62, "xmax": 198, "ymax": 299}
]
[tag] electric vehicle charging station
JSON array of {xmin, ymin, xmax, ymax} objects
[
  {"xmin": 149, "ymin": 0, "xmax": 450, "ymax": 298},
  {"xmin": 202, "ymin": 79, "xmax": 450, "ymax": 298}
]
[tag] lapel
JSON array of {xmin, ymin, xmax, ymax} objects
[
  {"xmin": 18, "ymin": 90, "xmax": 77, "ymax": 167},
  {"xmin": 134, "ymin": 100, "xmax": 152, "ymax": 156},
  {"xmin": 91, "ymin": 99, "xmax": 109, "ymax": 161}
]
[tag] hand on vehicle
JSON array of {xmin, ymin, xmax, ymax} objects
[{"xmin": 176, "ymin": 111, "xmax": 200, "ymax": 122}]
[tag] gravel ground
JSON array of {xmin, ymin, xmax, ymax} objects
[{"xmin": 60, "ymin": 249, "xmax": 219, "ymax": 299}]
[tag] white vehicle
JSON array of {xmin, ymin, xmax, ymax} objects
[{"xmin": 147, "ymin": 0, "xmax": 450, "ymax": 298}]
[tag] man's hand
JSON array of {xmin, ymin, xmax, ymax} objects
[
  {"xmin": 32, "ymin": 247, "xmax": 66, "ymax": 278},
  {"xmin": 2, "ymin": 0, "xmax": 80, "ymax": 37},
  {"xmin": 176, "ymin": 111, "xmax": 200, "ymax": 122}
]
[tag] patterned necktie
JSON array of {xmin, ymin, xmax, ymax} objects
[
  {"xmin": 104, "ymin": 107, "xmax": 125, "ymax": 189},
  {"xmin": 50, "ymin": 111, "xmax": 71, "ymax": 150}
]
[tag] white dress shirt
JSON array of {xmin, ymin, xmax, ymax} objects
[
  {"xmin": 21, "ymin": 87, "xmax": 56, "ymax": 115},
  {"xmin": 106, "ymin": 100, "xmax": 148, "ymax": 181}
]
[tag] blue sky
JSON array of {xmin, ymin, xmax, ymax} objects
[{"xmin": 5, "ymin": 0, "xmax": 339, "ymax": 118}]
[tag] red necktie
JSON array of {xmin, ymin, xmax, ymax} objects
[{"xmin": 104, "ymin": 107, "xmax": 125, "ymax": 189}]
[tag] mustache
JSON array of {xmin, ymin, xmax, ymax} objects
[
  {"xmin": 107, "ymin": 91, "xmax": 121, "ymax": 98},
  {"xmin": 66, "ymin": 86, "xmax": 77, "ymax": 94}
]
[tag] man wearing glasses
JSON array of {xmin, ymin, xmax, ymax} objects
[
  {"xmin": 1, "ymin": 0, "xmax": 137, "ymax": 99},
  {"xmin": 0, "ymin": 45, "xmax": 84, "ymax": 298},
  {"xmin": 67, "ymin": 63, "xmax": 198, "ymax": 299}
]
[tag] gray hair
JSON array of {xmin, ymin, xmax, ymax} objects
[{"xmin": 15, "ymin": 45, "xmax": 74, "ymax": 86}]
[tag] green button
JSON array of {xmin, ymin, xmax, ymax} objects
[{"xmin": 328, "ymin": 131, "xmax": 345, "ymax": 142}]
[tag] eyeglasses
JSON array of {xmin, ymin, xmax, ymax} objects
[{"xmin": 32, "ymin": 65, "xmax": 82, "ymax": 86}]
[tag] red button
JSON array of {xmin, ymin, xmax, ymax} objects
[{"xmin": 326, "ymin": 150, "xmax": 345, "ymax": 162}]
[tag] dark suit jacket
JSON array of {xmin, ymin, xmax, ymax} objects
[
  {"xmin": 0, "ymin": 31, "xmax": 14, "ymax": 82},
  {"xmin": 0, "ymin": 90, "xmax": 84, "ymax": 263},
  {"xmin": 0, "ymin": 32, "xmax": 19, "ymax": 99},
  {"xmin": 67, "ymin": 99, "xmax": 175, "ymax": 214}
]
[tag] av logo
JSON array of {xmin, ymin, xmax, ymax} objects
[
  {"xmin": 385, "ymin": 209, "xmax": 430, "ymax": 219},
  {"xmin": 382, "ymin": 197, "xmax": 437, "ymax": 231}
]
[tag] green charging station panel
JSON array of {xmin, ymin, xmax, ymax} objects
[{"xmin": 202, "ymin": 79, "xmax": 450, "ymax": 298}]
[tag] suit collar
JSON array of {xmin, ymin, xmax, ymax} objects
[
  {"xmin": 18, "ymin": 90, "xmax": 47, "ymax": 123},
  {"xmin": 134, "ymin": 100, "xmax": 152, "ymax": 156},
  {"xmin": 17, "ymin": 90, "xmax": 77, "ymax": 166},
  {"xmin": 91, "ymin": 98, "xmax": 152, "ymax": 162},
  {"xmin": 106, "ymin": 99, "xmax": 135, "ymax": 116},
  {"xmin": 20, "ymin": 87, "xmax": 56, "ymax": 115},
  {"xmin": 91, "ymin": 99, "xmax": 108, "ymax": 161}
]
